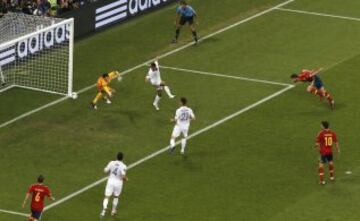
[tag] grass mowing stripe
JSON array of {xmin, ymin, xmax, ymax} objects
[
  {"xmin": 0, "ymin": 209, "xmax": 28, "ymax": 217},
  {"xmin": 160, "ymin": 65, "xmax": 292, "ymax": 87},
  {"xmin": 43, "ymin": 84, "xmax": 294, "ymax": 211},
  {"xmin": 0, "ymin": 0, "xmax": 295, "ymax": 130},
  {"xmin": 276, "ymin": 8, "xmax": 360, "ymax": 22},
  {"xmin": 0, "ymin": 96, "xmax": 68, "ymax": 129}
]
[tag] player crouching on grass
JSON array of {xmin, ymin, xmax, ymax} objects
[
  {"xmin": 291, "ymin": 68, "xmax": 335, "ymax": 109},
  {"xmin": 91, "ymin": 71, "xmax": 121, "ymax": 110},
  {"xmin": 22, "ymin": 175, "xmax": 55, "ymax": 221},
  {"xmin": 315, "ymin": 121, "xmax": 340, "ymax": 185},
  {"xmin": 145, "ymin": 61, "xmax": 175, "ymax": 110},
  {"xmin": 172, "ymin": 0, "xmax": 198, "ymax": 44}
]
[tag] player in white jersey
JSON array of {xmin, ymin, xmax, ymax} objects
[
  {"xmin": 100, "ymin": 152, "xmax": 128, "ymax": 217},
  {"xmin": 170, "ymin": 97, "xmax": 195, "ymax": 154},
  {"xmin": 145, "ymin": 60, "xmax": 175, "ymax": 110}
]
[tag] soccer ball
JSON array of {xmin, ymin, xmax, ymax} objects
[
  {"xmin": 117, "ymin": 76, "xmax": 123, "ymax": 82},
  {"xmin": 71, "ymin": 92, "xmax": 78, "ymax": 99}
]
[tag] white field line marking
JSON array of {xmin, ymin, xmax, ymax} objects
[
  {"xmin": 0, "ymin": 0, "xmax": 295, "ymax": 129},
  {"xmin": 0, "ymin": 209, "xmax": 28, "ymax": 217},
  {"xmin": 160, "ymin": 65, "xmax": 292, "ymax": 87},
  {"xmin": 276, "ymin": 8, "xmax": 360, "ymax": 22},
  {"xmin": 0, "ymin": 97, "xmax": 68, "ymax": 129},
  {"xmin": 43, "ymin": 84, "xmax": 294, "ymax": 211}
]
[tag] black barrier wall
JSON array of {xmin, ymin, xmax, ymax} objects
[{"xmin": 61, "ymin": 0, "xmax": 177, "ymax": 39}]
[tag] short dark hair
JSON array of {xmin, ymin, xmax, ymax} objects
[
  {"xmin": 37, "ymin": 175, "xmax": 45, "ymax": 183},
  {"xmin": 290, "ymin": 73, "xmax": 298, "ymax": 79},
  {"xmin": 117, "ymin": 152, "xmax": 124, "ymax": 161},
  {"xmin": 150, "ymin": 62, "xmax": 156, "ymax": 67},
  {"xmin": 180, "ymin": 97, "xmax": 187, "ymax": 105},
  {"xmin": 180, "ymin": 0, "xmax": 187, "ymax": 5},
  {"xmin": 322, "ymin": 121, "xmax": 329, "ymax": 129},
  {"xmin": 102, "ymin": 73, "xmax": 109, "ymax": 78}
]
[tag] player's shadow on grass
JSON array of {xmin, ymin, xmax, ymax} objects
[
  {"xmin": 331, "ymin": 102, "xmax": 345, "ymax": 110},
  {"xmin": 116, "ymin": 110, "xmax": 143, "ymax": 123},
  {"xmin": 198, "ymin": 37, "xmax": 221, "ymax": 45},
  {"xmin": 297, "ymin": 102, "xmax": 346, "ymax": 115},
  {"xmin": 171, "ymin": 155, "xmax": 200, "ymax": 171}
]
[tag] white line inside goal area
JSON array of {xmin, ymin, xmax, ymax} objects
[
  {"xmin": 43, "ymin": 84, "xmax": 294, "ymax": 211},
  {"xmin": 159, "ymin": 65, "xmax": 292, "ymax": 87},
  {"xmin": 0, "ymin": 0, "xmax": 295, "ymax": 130}
]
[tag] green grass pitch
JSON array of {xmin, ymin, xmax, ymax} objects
[{"xmin": 1, "ymin": 0, "xmax": 360, "ymax": 220}]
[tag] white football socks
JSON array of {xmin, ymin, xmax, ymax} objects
[
  {"xmin": 181, "ymin": 138, "xmax": 187, "ymax": 153},
  {"xmin": 170, "ymin": 138, "xmax": 175, "ymax": 148},
  {"xmin": 153, "ymin": 95, "xmax": 161, "ymax": 105},
  {"xmin": 103, "ymin": 198, "xmax": 109, "ymax": 210},
  {"xmin": 164, "ymin": 86, "xmax": 174, "ymax": 98},
  {"xmin": 112, "ymin": 198, "xmax": 119, "ymax": 212}
]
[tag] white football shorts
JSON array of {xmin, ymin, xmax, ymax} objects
[
  {"xmin": 105, "ymin": 180, "xmax": 123, "ymax": 197},
  {"xmin": 171, "ymin": 125, "xmax": 189, "ymax": 138}
]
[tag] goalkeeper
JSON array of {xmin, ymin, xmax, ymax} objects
[{"xmin": 90, "ymin": 71, "xmax": 121, "ymax": 110}]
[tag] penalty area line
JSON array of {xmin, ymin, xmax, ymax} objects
[
  {"xmin": 276, "ymin": 8, "xmax": 360, "ymax": 22},
  {"xmin": 0, "ymin": 0, "xmax": 295, "ymax": 129},
  {"xmin": 0, "ymin": 209, "xmax": 29, "ymax": 217},
  {"xmin": 160, "ymin": 65, "xmax": 292, "ymax": 87},
  {"xmin": 43, "ymin": 84, "xmax": 294, "ymax": 211}
]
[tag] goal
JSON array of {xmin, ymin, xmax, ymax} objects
[{"xmin": 0, "ymin": 13, "xmax": 74, "ymax": 97}]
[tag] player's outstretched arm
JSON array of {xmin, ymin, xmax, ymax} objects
[
  {"xmin": 22, "ymin": 193, "xmax": 30, "ymax": 208},
  {"xmin": 314, "ymin": 142, "xmax": 320, "ymax": 150},
  {"xmin": 175, "ymin": 13, "xmax": 180, "ymax": 26},
  {"xmin": 335, "ymin": 142, "xmax": 340, "ymax": 154},
  {"xmin": 311, "ymin": 67, "xmax": 324, "ymax": 76},
  {"xmin": 49, "ymin": 195, "xmax": 55, "ymax": 201},
  {"xmin": 290, "ymin": 74, "xmax": 300, "ymax": 83},
  {"xmin": 193, "ymin": 12, "xmax": 198, "ymax": 25},
  {"xmin": 104, "ymin": 164, "xmax": 111, "ymax": 174},
  {"xmin": 122, "ymin": 175, "xmax": 129, "ymax": 182},
  {"xmin": 110, "ymin": 71, "xmax": 120, "ymax": 79}
]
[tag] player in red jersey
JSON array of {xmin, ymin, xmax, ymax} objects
[
  {"xmin": 22, "ymin": 175, "xmax": 55, "ymax": 221},
  {"xmin": 315, "ymin": 121, "xmax": 340, "ymax": 185},
  {"xmin": 291, "ymin": 68, "xmax": 335, "ymax": 109}
]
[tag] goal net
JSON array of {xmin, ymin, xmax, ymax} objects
[{"xmin": 0, "ymin": 13, "xmax": 74, "ymax": 97}]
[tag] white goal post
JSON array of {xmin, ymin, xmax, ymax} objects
[{"xmin": 0, "ymin": 13, "xmax": 74, "ymax": 97}]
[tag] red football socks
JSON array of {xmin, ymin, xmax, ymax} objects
[
  {"xmin": 329, "ymin": 164, "xmax": 334, "ymax": 178},
  {"xmin": 319, "ymin": 167, "xmax": 324, "ymax": 182},
  {"xmin": 324, "ymin": 91, "xmax": 333, "ymax": 103}
]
